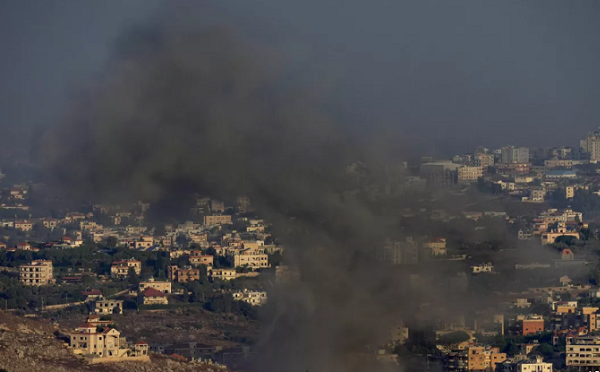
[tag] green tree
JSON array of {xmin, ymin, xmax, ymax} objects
[
  {"xmin": 503, "ymin": 339, "xmax": 519, "ymax": 357},
  {"xmin": 105, "ymin": 236, "xmax": 118, "ymax": 248},
  {"xmin": 127, "ymin": 267, "xmax": 140, "ymax": 285}
]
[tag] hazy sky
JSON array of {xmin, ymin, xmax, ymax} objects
[{"xmin": 2, "ymin": 0, "xmax": 600, "ymax": 157}]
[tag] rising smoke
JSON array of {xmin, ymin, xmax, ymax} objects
[{"xmin": 38, "ymin": 2, "xmax": 515, "ymax": 372}]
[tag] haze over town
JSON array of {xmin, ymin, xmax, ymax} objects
[{"xmin": 1, "ymin": 1, "xmax": 600, "ymax": 372}]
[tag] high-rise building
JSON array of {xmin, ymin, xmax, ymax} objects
[
  {"xmin": 501, "ymin": 146, "xmax": 529, "ymax": 164},
  {"xmin": 580, "ymin": 128, "xmax": 600, "ymax": 161}
]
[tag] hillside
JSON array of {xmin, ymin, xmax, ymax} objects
[
  {"xmin": 58, "ymin": 308, "xmax": 258, "ymax": 347},
  {"xmin": 0, "ymin": 311, "xmax": 232, "ymax": 372}
]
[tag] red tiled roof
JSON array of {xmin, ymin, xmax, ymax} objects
[
  {"xmin": 135, "ymin": 341, "xmax": 149, "ymax": 345},
  {"xmin": 141, "ymin": 287, "xmax": 167, "ymax": 297},
  {"xmin": 82, "ymin": 290, "xmax": 102, "ymax": 296},
  {"xmin": 170, "ymin": 354, "xmax": 186, "ymax": 361},
  {"xmin": 562, "ymin": 249, "xmax": 574, "ymax": 255},
  {"xmin": 77, "ymin": 323, "xmax": 96, "ymax": 328}
]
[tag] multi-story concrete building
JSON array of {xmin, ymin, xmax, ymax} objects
[
  {"xmin": 19, "ymin": 260, "xmax": 53, "ymax": 286},
  {"xmin": 518, "ymin": 315, "xmax": 544, "ymax": 336},
  {"xmin": 529, "ymin": 188, "xmax": 546, "ymax": 203},
  {"xmin": 232, "ymin": 289, "xmax": 267, "ymax": 306},
  {"xmin": 445, "ymin": 346, "xmax": 507, "ymax": 372},
  {"xmin": 457, "ymin": 166, "xmax": 484, "ymax": 184},
  {"xmin": 540, "ymin": 223, "xmax": 580, "ymax": 245},
  {"xmin": 580, "ymin": 128, "xmax": 600, "ymax": 161},
  {"xmin": 497, "ymin": 356, "xmax": 552, "ymax": 372},
  {"xmin": 474, "ymin": 153, "xmax": 495, "ymax": 168},
  {"xmin": 501, "ymin": 146, "xmax": 529, "ymax": 164},
  {"xmin": 203, "ymin": 215, "xmax": 232, "ymax": 226},
  {"xmin": 67, "ymin": 317, "xmax": 148, "ymax": 360},
  {"xmin": 110, "ymin": 259, "xmax": 141, "ymax": 278},
  {"xmin": 544, "ymin": 158, "xmax": 573, "ymax": 170},
  {"xmin": 420, "ymin": 161, "xmax": 460, "ymax": 187},
  {"xmin": 566, "ymin": 186, "xmax": 575, "ymax": 199},
  {"xmin": 496, "ymin": 163, "xmax": 531, "ymax": 176},
  {"xmin": 468, "ymin": 346, "xmax": 507, "ymax": 371},
  {"xmin": 69, "ymin": 322, "xmax": 125, "ymax": 357},
  {"xmin": 93, "ymin": 299, "xmax": 124, "ymax": 315},
  {"xmin": 138, "ymin": 278, "xmax": 171, "ymax": 293},
  {"xmin": 231, "ymin": 249, "xmax": 270, "ymax": 269},
  {"xmin": 211, "ymin": 268, "xmax": 237, "ymax": 281},
  {"xmin": 566, "ymin": 336, "xmax": 600, "ymax": 368},
  {"xmin": 189, "ymin": 255, "xmax": 214, "ymax": 267},
  {"xmin": 167, "ymin": 265, "xmax": 200, "ymax": 283}
]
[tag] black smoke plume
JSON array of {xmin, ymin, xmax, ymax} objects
[{"xmin": 39, "ymin": 3, "xmax": 499, "ymax": 372}]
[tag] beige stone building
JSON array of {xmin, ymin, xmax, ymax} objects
[
  {"xmin": 69, "ymin": 322, "xmax": 126, "ymax": 357},
  {"xmin": 110, "ymin": 259, "xmax": 141, "ymax": 278},
  {"xmin": 423, "ymin": 238, "xmax": 447, "ymax": 256},
  {"xmin": 167, "ymin": 265, "xmax": 200, "ymax": 283},
  {"xmin": 540, "ymin": 223, "xmax": 579, "ymax": 245},
  {"xmin": 138, "ymin": 287, "xmax": 169, "ymax": 305},
  {"xmin": 211, "ymin": 268, "xmax": 237, "ymax": 281},
  {"xmin": 138, "ymin": 278, "xmax": 171, "ymax": 293},
  {"xmin": 232, "ymin": 289, "xmax": 267, "ymax": 306},
  {"xmin": 203, "ymin": 215, "xmax": 232, "ymax": 226},
  {"xmin": 19, "ymin": 260, "xmax": 53, "ymax": 286},
  {"xmin": 467, "ymin": 346, "xmax": 507, "ymax": 371},
  {"xmin": 93, "ymin": 299, "xmax": 124, "ymax": 315},
  {"xmin": 566, "ymin": 185, "xmax": 575, "ymax": 199},
  {"xmin": 231, "ymin": 248, "xmax": 269, "ymax": 269},
  {"xmin": 190, "ymin": 255, "xmax": 214, "ymax": 267},
  {"xmin": 129, "ymin": 236, "xmax": 154, "ymax": 249},
  {"xmin": 189, "ymin": 233, "xmax": 208, "ymax": 244},
  {"xmin": 457, "ymin": 166, "xmax": 484, "ymax": 183},
  {"xmin": 14, "ymin": 220, "xmax": 33, "ymax": 231},
  {"xmin": 545, "ymin": 158, "xmax": 573, "ymax": 170},
  {"xmin": 566, "ymin": 336, "xmax": 600, "ymax": 368}
]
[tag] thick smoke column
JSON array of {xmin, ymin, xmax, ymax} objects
[{"xmin": 41, "ymin": 3, "xmax": 412, "ymax": 372}]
